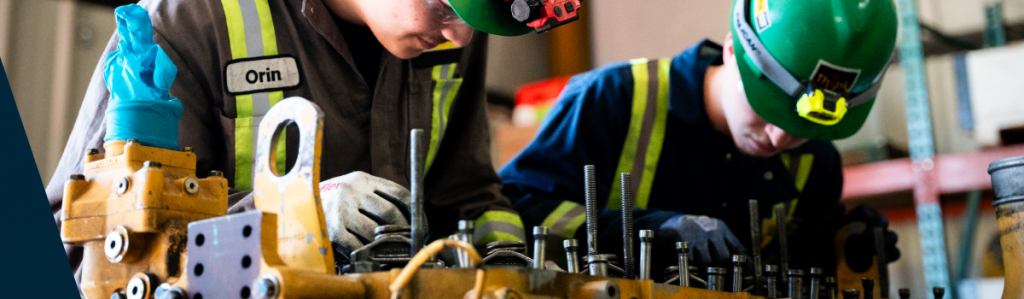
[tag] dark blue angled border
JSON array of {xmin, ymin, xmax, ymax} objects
[{"xmin": 0, "ymin": 58, "xmax": 80, "ymax": 296}]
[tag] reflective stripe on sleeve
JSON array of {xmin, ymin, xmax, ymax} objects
[
  {"xmin": 425, "ymin": 63, "xmax": 462, "ymax": 174},
  {"xmin": 473, "ymin": 210, "xmax": 526, "ymax": 244},
  {"xmin": 221, "ymin": 0, "xmax": 284, "ymax": 190},
  {"xmin": 608, "ymin": 58, "xmax": 671, "ymax": 210},
  {"xmin": 540, "ymin": 201, "xmax": 588, "ymax": 239}
]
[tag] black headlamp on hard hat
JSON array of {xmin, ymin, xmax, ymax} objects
[{"xmin": 731, "ymin": 0, "xmax": 891, "ymax": 126}]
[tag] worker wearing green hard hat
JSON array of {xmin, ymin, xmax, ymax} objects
[
  {"xmin": 500, "ymin": 0, "xmax": 901, "ymax": 278},
  {"xmin": 733, "ymin": 0, "xmax": 897, "ymax": 140}
]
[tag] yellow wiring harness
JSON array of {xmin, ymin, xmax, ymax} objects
[{"xmin": 389, "ymin": 239, "xmax": 486, "ymax": 299}]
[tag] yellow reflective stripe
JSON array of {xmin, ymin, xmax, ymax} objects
[
  {"xmin": 474, "ymin": 210, "xmax": 526, "ymax": 243},
  {"xmin": 540, "ymin": 201, "xmax": 588, "ymax": 239},
  {"xmin": 609, "ymin": 58, "xmax": 670, "ymax": 210},
  {"xmin": 425, "ymin": 63, "xmax": 461, "ymax": 174},
  {"xmin": 636, "ymin": 58, "xmax": 671, "ymax": 209},
  {"xmin": 222, "ymin": 0, "xmax": 283, "ymax": 190},
  {"xmin": 794, "ymin": 154, "xmax": 814, "ymax": 192},
  {"xmin": 221, "ymin": 0, "xmax": 247, "ymax": 59},
  {"xmin": 609, "ymin": 58, "xmax": 650, "ymax": 210},
  {"xmin": 254, "ymin": 0, "xmax": 277, "ymax": 56},
  {"xmin": 234, "ymin": 117, "xmax": 253, "ymax": 190}
]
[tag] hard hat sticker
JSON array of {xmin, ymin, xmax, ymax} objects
[
  {"xmin": 809, "ymin": 60, "xmax": 861, "ymax": 94},
  {"xmin": 754, "ymin": 0, "xmax": 771, "ymax": 32}
]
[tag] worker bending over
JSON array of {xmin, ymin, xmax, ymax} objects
[
  {"xmin": 500, "ymin": 0, "xmax": 901, "ymax": 276},
  {"xmin": 48, "ymin": 0, "xmax": 531, "ymax": 284}
]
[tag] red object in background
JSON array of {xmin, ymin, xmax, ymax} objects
[
  {"xmin": 506, "ymin": 0, "xmax": 582, "ymax": 33},
  {"xmin": 514, "ymin": 76, "xmax": 572, "ymax": 107}
]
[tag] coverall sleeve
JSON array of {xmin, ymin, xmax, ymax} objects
[
  {"xmin": 45, "ymin": 1, "xmax": 233, "ymax": 283},
  {"xmin": 499, "ymin": 63, "xmax": 677, "ymax": 246},
  {"xmin": 786, "ymin": 145, "xmax": 845, "ymax": 274},
  {"xmin": 420, "ymin": 32, "xmax": 526, "ymax": 244}
]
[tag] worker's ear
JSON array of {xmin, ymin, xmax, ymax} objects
[{"xmin": 722, "ymin": 32, "xmax": 735, "ymax": 64}]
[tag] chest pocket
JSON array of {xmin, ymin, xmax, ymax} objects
[
  {"xmin": 221, "ymin": 0, "xmax": 288, "ymax": 191},
  {"xmin": 425, "ymin": 63, "xmax": 463, "ymax": 174}
]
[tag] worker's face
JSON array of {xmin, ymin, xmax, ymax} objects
[
  {"xmin": 719, "ymin": 34, "xmax": 808, "ymax": 157},
  {"xmin": 360, "ymin": 0, "xmax": 474, "ymax": 59}
]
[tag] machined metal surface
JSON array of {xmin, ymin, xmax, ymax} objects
[
  {"xmin": 862, "ymin": 278, "xmax": 874, "ymax": 299},
  {"xmin": 457, "ymin": 220, "xmax": 474, "ymax": 268},
  {"xmin": 677, "ymin": 242, "xmax": 690, "ymax": 287},
  {"xmin": 589, "ymin": 254, "xmax": 609, "ymax": 277},
  {"xmin": 585, "ymin": 165, "xmax": 600, "ymax": 257},
  {"xmin": 826, "ymin": 277, "xmax": 838, "ymax": 299},
  {"xmin": 410, "ymin": 129, "xmax": 427, "ymax": 257},
  {"xmin": 750, "ymin": 200, "xmax": 764, "ymax": 296},
  {"xmin": 788, "ymin": 269, "xmax": 804, "ymax": 299},
  {"xmin": 733, "ymin": 255, "xmax": 746, "ymax": 293},
  {"xmin": 533, "ymin": 226, "xmax": 548, "ymax": 269},
  {"xmin": 774, "ymin": 204, "xmax": 790, "ymax": 292},
  {"xmin": 766, "ymin": 265, "xmax": 779, "ymax": 298},
  {"xmin": 873, "ymin": 228, "xmax": 889, "ymax": 299},
  {"xmin": 810, "ymin": 267, "xmax": 823, "ymax": 299},
  {"xmin": 621, "ymin": 172, "xmax": 636, "ymax": 280},
  {"xmin": 565, "ymin": 239, "xmax": 580, "ymax": 274},
  {"xmin": 707, "ymin": 267, "xmax": 726, "ymax": 291},
  {"xmin": 639, "ymin": 230, "xmax": 653, "ymax": 280}
]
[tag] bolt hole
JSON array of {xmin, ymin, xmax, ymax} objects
[
  {"xmin": 109, "ymin": 240, "xmax": 117, "ymax": 249},
  {"xmin": 240, "ymin": 286, "xmax": 251, "ymax": 298},
  {"xmin": 195, "ymin": 263, "xmax": 204, "ymax": 276},
  {"xmin": 242, "ymin": 255, "xmax": 252, "ymax": 269},
  {"xmin": 196, "ymin": 234, "xmax": 205, "ymax": 247},
  {"xmin": 132, "ymin": 286, "xmax": 138, "ymax": 295},
  {"xmin": 243, "ymin": 225, "xmax": 252, "ymax": 238},
  {"xmin": 194, "ymin": 293, "xmax": 203, "ymax": 299},
  {"xmin": 608, "ymin": 286, "xmax": 617, "ymax": 297}
]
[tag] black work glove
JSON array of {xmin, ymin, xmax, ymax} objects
[
  {"xmin": 843, "ymin": 204, "xmax": 900, "ymax": 272},
  {"xmin": 658, "ymin": 214, "xmax": 749, "ymax": 268}
]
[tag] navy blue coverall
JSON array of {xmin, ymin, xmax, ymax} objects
[{"xmin": 499, "ymin": 41, "xmax": 845, "ymax": 277}]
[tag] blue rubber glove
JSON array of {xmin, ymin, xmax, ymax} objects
[
  {"xmin": 103, "ymin": 4, "xmax": 183, "ymax": 150},
  {"xmin": 658, "ymin": 214, "xmax": 749, "ymax": 267}
]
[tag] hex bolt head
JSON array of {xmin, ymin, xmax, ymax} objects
[
  {"xmin": 534, "ymin": 226, "xmax": 549, "ymax": 237},
  {"xmin": 564, "ymin": 239, "xmax": 578, "ymax": 250},
  {"xmin": 676, "ymin": 241, "xmax": 689, "ymax": 253},
  {"xmin": 253, "ymin": 275, "xmax": 280, "ymax": 299},
  {"xmin": 88, "ymin": 148, "xmax": 100, "ymax": 155},
  {"xmin": 640, "ymin": 230, "xmax": 654, "ymax": 242},
  {"xmin": 733, "ymin": 255, "xmax": 746, "ymax": 264},
  {"xmin": 208, "ymin": 170, "xmax": 224, "ymax": 177},
  {"xmin": 810, "ymin": 267, "xmax": 823, "ymax": 276}
]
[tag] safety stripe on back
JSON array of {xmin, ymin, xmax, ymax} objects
[
  {"xmin": 473, "ymin": 210, "xmax": 525, "ymax": 244},
  {"xmin": 425, "ymin": 63, "xmax": 461, "ymax": 174},
  {"xmin": 221, "ymin": 0, "xmax": 284, "ymax": 190},
  {"xmin": 608, "ymin": 58, "xmax": 671, "ymax": 210},
  {"xmin": 540, "ymin": 201, "xmax": 588, "ymax": 239}
]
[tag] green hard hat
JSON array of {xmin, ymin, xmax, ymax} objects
[
  {"xmin": 730, "ymin": 0, "xmax": 898, "ymax": 140},
  {"xmin": 449, "ymin": 0, "xmax": 533, "ymax": 36}
]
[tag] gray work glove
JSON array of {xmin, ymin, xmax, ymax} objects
[
  {"xmin": 658, "ymin": 214, "xmax": 749, "ymax": 267},
  {"xmin": 319, "ymin": 171, "xmax": 415, "ymax": 256}
]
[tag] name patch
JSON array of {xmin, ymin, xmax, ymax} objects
[{"xmin": 225, "ymin": 55, "xmax": 301, "ymax": 95}]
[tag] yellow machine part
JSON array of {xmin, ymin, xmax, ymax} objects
[
  {"xmin": 60, "ymin": 140, "xmax": 228, "ymax": 299},
  {"xmin": 996, "ymin": 200, "xmax": 1024, "ymax": 299}
]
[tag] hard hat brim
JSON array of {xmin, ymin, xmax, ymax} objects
[
  {"xmin": 449, "ymin": 0, "xmax": 533, "ymax": 36},
  {"xmin": 732, "ymin": 32, "xmax": 876, "ymax": 141}
]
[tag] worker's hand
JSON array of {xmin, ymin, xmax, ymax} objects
[
  {"xmin": 658, "ymin": 215, "xmax": 749, "ymax": 267},
  {"xmin": 319, "ymin": 171, "xmax": 414, "ymax": 256},
  {"xmin": 842, "ymin": 204, "xmax": 900, "ymax": 272},
  {"xmin": 103, "ymin": 4, "xmax": 182, "ymax": 150}
]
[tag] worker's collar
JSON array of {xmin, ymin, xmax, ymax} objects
[{"xmin": 668, "ymin": 39, "xmax": 724, "ymax": 127}]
